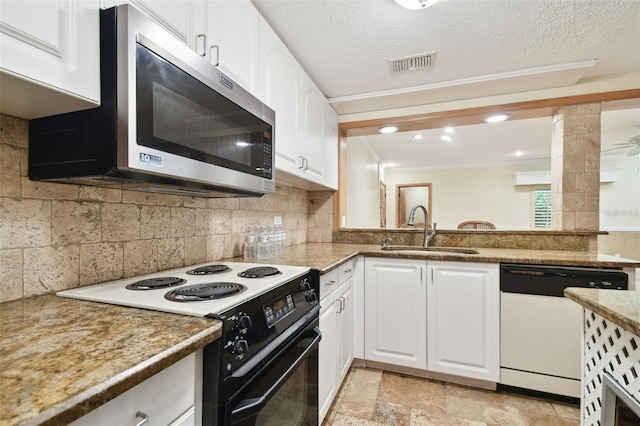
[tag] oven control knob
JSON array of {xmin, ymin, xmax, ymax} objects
[
  {"xmin": 299, "ymin": 278, "xmax": 312, "ymax": 292},
  {"xmin": 238, "ymin": 314, "xmax": 252, "ymax": 329},
  {"xmin": 305, "ymin": 290, "xmax": 318, "ymax": 304},
  {"xmin": 235, "ymin": 339, "xmax": 249, "ymax": 355}
]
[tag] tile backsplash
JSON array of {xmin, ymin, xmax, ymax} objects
[{"xmin": 0, "ymin": 114, "xmax": 334, "ymax": 302}]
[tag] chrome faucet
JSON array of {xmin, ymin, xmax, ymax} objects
[{"xmin": 407, "ymin": 204, "xmax": 436, "ymax": 247}]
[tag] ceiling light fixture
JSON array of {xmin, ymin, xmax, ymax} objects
[
  {"xmin": 393, "ymin": 0, "xmax": 441, "ymax": 9},
  {"xmin": 514, "ymin": 151, "xmax": 524, "ymax": 157},
  {"xmin": 485, "ymin": 114, "xmax": 510, "ymax": 123},
  {"xmin": 379, "ymin": 126, "xmax": 399, "ymax": 134}
]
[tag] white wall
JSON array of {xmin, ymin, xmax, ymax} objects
[
  {"xmin": 384, "ymin": 161, "xmax": 550, "ymax": 230},
  {"xmin": 346, "ymin": 137, "xmax": 380, "ymax": 228},
  {"xmin": 600, "ymin": 156, "xmax": 640, "ymax": 231}
]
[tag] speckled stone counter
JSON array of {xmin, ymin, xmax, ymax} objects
[
  {"xmin": 0, "ymin": 294, "xmax": 222, "ymax": 426},
  {"xmin": 232, "ymin": 243, "xmax": 640, "ymax": 273},
  {"xmin": 565, "ymin": 288, "xmax": 640, "ymax": 336}
]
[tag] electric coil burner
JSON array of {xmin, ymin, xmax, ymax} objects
[
  {"xmin": 125, "ymin": 277, "xmax": 186, "ymax": 290},
  {"xmin": 238, "ymin": 266, "xmax": 281, "ymax": 278},
  {"xmin": 186, "ymin": 264, "xmax": 231, "ymax": 275},
  {"xmin": 165, "ymin": 282, "xmax": 247, "ymax": 302}
]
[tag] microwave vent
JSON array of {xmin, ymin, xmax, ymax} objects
[{"xmin": 390, "ymin": 52, "xmax": 436, "ymax": 73}]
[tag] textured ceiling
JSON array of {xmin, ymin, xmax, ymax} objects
[
  {"xmin": 252, "ymin": 0, "xmax": 640, "ymax": 109},
  {"xmin": 252, "ymin": 0, "xmax": 640, "ymax": 167}
]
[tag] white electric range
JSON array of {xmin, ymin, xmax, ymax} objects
[{"xmin": 57, "ymin": 261, "xmax": 311, "ymax": 317}]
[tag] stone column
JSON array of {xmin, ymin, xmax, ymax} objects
[{"xmin": 550, "ymin": 103, "xmax": 601, "ymax": 231}]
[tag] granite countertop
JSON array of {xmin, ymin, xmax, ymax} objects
[
  {"xmin": 3, "ymin": 242, "xmax": 638, "ymax": 425},
  {"xmin": 565, "ymin": 288, "xmax": 640, "ymax": 336},
  {"xmin": 231, "ymin": 243, "xmax": 640, "ymax": 273},
  {"xmin": 0, "ymin": 294, "xmax": 222, "ymax": 426}
]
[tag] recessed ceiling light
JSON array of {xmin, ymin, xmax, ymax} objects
[
  {"xmin": 379, "ymin": 126, "xmax": 399, "ymax": 134},
  {"xmin": 413, "ymin": 134, "xmax": 424, "ymax": 140},
  {"xmin": 440, "ymin": 134, "xmax": 452, "ymax": 142},
  {"xmin": 443, "ymin": 127, "xmax": 455, "ymax": 134},
  {"xmin": 393, "ymin": 0, "xmax": 441, "ymax": 9},
  {"xmin": 485, "ymin": 114, "xmax": 510, "ymax": 123},
  {"xmin": 514, "ymin": 151, "xmax": 524, "ymax": 157}
]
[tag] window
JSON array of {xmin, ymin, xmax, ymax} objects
[{"xmin": 533, "ymin": 187, "xmax": 551, "ymax": 229}]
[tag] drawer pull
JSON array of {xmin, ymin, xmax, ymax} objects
[
  {"xmin": 135, "ymin": 411, "xmax": 149, "ymax": 426},
  {"xmin": 343, "ymin": 268, "xmax": 352, "ymax": 273},
  {"xmin": 326, "ymin": 280, "xmax": 336, "ymax": 285}
]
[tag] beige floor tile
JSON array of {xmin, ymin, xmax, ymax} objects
[
  {"xmin": 551, "ymin": 402, "xmax": 581, "ymax": 420},
  {"xmin": 330, "ymin": 413, "xmax": 388, "ymax": 426},
  {"xmin": 410, "ymin": 408, "xmax": 487, "ymax": 425},
  {"xmin": 338, "ymin": 368, "xmax": 384, "ymax": 420},
  {"xmin": 325, "ymin": 368, "xmax": 581, "ymax": 426}
]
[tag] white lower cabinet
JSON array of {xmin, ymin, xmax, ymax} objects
[
  {"xmin": 318, "ymin": 259, "xmax": 356, "ymax": 424},
  {"xmin": 427, "ymin": 261, "xmax": 500, "ymax": 382},
  {"xmin": 364, "ymin": 258, "xmax": 427, "ymax": 370},
  {"xmin": 70, "ymin": 352, "xmax": 198, "ymax": 426}
]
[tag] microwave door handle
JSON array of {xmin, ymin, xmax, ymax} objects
[{"xmin": 230, "ymin": 327, "xmax": 321, "ymax": 419}]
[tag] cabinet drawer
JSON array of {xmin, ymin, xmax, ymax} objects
[
  {"xmin": 71, "ymin": 353, "xmax": 196, "ymax": 426},
  {"xmin": 320, "ymin": 269, "xmax": 339, "ymax": 300},
  {"xmin": 338, "ymin": 259, "xmax": 356, "ymax": 284}
]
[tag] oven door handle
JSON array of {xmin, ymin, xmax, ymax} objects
[{"xmin": 230, "ymin": 327, "xmax": 321, "ymax": 419}]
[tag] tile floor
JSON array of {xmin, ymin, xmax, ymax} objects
[{"xmin": 322, "ymin": 367, "xmax": 581, "ymax": 426}]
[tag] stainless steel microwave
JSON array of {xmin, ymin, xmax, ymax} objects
[{"xmin": 29, "ymin": 5, "xmax": 275, "ymax": 198}]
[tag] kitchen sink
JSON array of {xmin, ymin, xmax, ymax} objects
[{"xmin": 380, "ymin": 246, "xmax": 479, "ymax": 254}]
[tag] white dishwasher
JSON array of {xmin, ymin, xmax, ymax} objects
[{"xmin": 500, "ymin": 264, "xmax": 628, "ymax": 398}]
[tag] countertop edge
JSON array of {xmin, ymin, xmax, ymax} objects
[
  {"xmin": 26, "ymin": 316, "xmax": 222, "ymax": 426},
  {"xmin": 564, "ymin": 288, "xmax": 640, "ymax": 337}
]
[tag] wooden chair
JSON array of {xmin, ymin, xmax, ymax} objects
[{"xmin": 457, "ymin": 221, "xmax": 496, "ymax": 230}]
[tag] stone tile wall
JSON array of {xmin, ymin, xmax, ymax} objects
[
  {"xmin": 0, "ymin": 114, "xmax": 333, "ymax": 302},
  {"xmin": 551, "ymin": 103, "xmax": 602, "ymax": 231}
]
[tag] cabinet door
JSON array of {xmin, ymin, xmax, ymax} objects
[
  {"xmin": 337, "ymin": 278, "xmax": 354, "ymax": 382},
  {"xmin": 427, "ymin": 261, "xmax": 500, "ymax": 382},
  {"xmin": 0, "ymin": 0, "xmax": 100, "ymax": 118},
  {"xmin": 300, "ymin": 73, "xmax": 327, "ymax": 185},
  {"xmin": 117, "ymin": 0, "xmax": 202, "ymax": 50},
  {"xmin": 259, "ymin": 16, "xmax": 302, "ymax": 177},
  {"xmin": 323, "ymin": 101, "xmax": 339, "ymax": 190},
  {"xmin": 364, "ymin": 258, "xmax": 427, "ymax": 369},
  {"xmin": 318, "ymin": 292, "xmax": 339, "ymax": 423},
  {"xmin": 207, "ymin": 0, "xmax": 259, "ymax": 95}
]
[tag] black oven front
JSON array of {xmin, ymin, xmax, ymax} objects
[{"xmin": 202, "ymin": 273, "xmax": 320, "ymax": 425}]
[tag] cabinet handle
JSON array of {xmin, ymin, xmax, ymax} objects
[
  {"xmin": 344, "ymin": 268, "xmax": 352, "ymax": 273},
  {"xmin": 210, "ymin": 44, "xmax": 219, "ymax": 66},
  {"xmin": 196, "ymin": 34, "xmax": 207, "ymax": 57},
  {"xmin": 298, "ymin": 156, "xmax": 305, "ymax": 170},
  {"xmin": 337, "ymin": 297, "xmax": 345, "ymax": 313},
  {"xmin": 303, "ymin": 157, "xmax": 309, "ymax": 171},
  {"xmin": 134, "ymin": 411, "xmax": 150, "ymax": 426},
  {"xmin": 326, "ymin": 280, "xmax": 336, "ymax": 286}
]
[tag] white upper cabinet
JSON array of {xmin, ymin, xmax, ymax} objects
[
  {"xmin": 103, "ymin": 0, "xmax": 204, "ymax": 51},
  {"xmin": 427, "ymin": 261, "xmax": 500, "ymax": 382},
  {"xmin": 364, "ymin": 257, "xmax": 427, "ymax": 370},
  {"xmin": 0, "ymin": 0, "xmax": 100, "ymax": 118},
  {"xmin": 206, "ymin": 0, "xmax": 259, "ymax": 95},
  {"xmin": 259, "ymin": 16, "xmax": 338, "ymax": 191}
]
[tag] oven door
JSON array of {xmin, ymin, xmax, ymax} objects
[{"xmin": 224, "ymin": 319, "xmax": 320, "ymax": 426}]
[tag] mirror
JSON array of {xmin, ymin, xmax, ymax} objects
[{"xmin": 344, "ymin": 104, "xmax": 640, "ymax": 231}]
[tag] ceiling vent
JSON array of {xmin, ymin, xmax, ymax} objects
[{"xmin": 390, "ymin": 52, "xmax": 436, "ymax": 73}]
